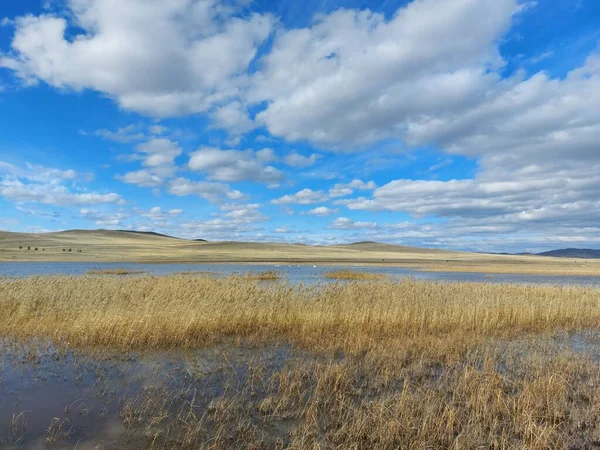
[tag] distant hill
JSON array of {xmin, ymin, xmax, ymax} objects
[
  {"xmin": 116, "ymin": 230, "xmax": 185, "ymax": 240},
  {"xmin": 536, "ymin": 248, "xmax": 600, "ymax": 259}
]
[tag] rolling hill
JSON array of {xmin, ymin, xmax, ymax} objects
[{"xmin": 1, "ymin": 229, "xmax": 600, "ymax": 275}]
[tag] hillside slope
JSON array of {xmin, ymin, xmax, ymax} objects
[{"xmin": 2, "ymin": 229, "xmax": 600, "ymax": 275}]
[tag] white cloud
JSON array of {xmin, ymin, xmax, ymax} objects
[
  {"xmin": 1, "ymin": 178, "xmax": 123, "ymax": 206},
  {"xmin": 169, "ymin": 177, "xmax": 245, "ymax": 203},
  {"xmin": 210, "ymin": 101, "xmax": 256, "ymax": 135},
  {"xmin": 117, "ymin": 170, "xmax": 163, "ymax": 188},
  {"xmin": 137, "ymin": 138, "xmax": 181, "ymax": 172},
  {"xmin": 330, "ymin": 217, "xmax": 377, "ymax": 230},
  {"xmin": 0, "ymin": 161, "xmax": 119, "ymax": 207},
  {"xmin": 188, "ymin": 147, "xmax": 283, "ymax": 183},
  {"xmin": 274, "ymin": 226, "xmax": 296, "ymax": 233},
  {"xmin": 283, "ymin": 152, "xmax": 321, "ymax": 168},
  {"xmin": 306, "ymin": 206, "xmax": 338, "ymax": 216},
  {"xmin": 221, "ymin": 203, "xmax": 267, "ymax": 223},
  {"xmin": 329, "ymin": 179, "xmax": 376, "ymax": 198},
  {"xmin": 117, "ymin": 138, "xmax": 182, "ymax": 186},
  {"xmin": 271, "ymin": 188, "xmax": 328, "ymax": 205},
  {"xmin": 149, "ymin": 125, "xmax": 168, "ymax": 135},
  {"xmin": 94, "ymin": 124, "xmax": 146, "ymax": 143},
  {"xmin": 1, "ymin": 0, "xmax": 275, "ymax": 117},
  {"xmin": 80, "ymin": 208, "xmax": 127, "ymax": 226},
  {"xmin": 169, "ymin": 208, "xmax": 183, "ymax": 216},
  {"xmin": 250, "ymin": 0, "xmax": 521, "ymax": 146},
  {"xmin": 177, "ymin": 203, "xmax": 267, "ymax": 240}
]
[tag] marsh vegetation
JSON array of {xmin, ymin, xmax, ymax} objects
[
  {"xmin": 86, "ymin": 268, "xmax": 147, "ymax": 276},
  {"xmin": 323, "ymin": 269, "xmax": 388, "ymax": 280},
  {"xmin": 2, "ymin": 274, "xmax": 600, "ymax": 448}
]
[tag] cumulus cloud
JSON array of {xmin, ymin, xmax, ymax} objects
[
  {"xmin": 221, "ymin": 203, "xmax": 267, "ymax": 223},
  {"xmin": 80, "ymin": 208, "xmax": 127, "ymax": 226},
  {"xmin": 117, "ymin": 138, "xmax": 182, "ymax": 186},
  {"xmin": 271, "ymin": 188, "xmax": 328, "ymax": 205},
  {"xmin": 117, "ymin": 170, "xmax": 163, "ymax": 188},
  {"xmin": 306, "ymin": 206, "xmax": 338, "ymax": 216},
  {"xmin": 168, "ymin": 177, "xmax": 245, "ymax": 203},
  {"xmin": 0, "ymin": 160, "xmax": 121, "ymax": 207},
  {"xmin": 283, "ymin": 152, "xmax": 321, "ymax": 168},
  {"xmin": 92, "ymin": 124, "xmax": 147, "ymax": 143},
  {"xmin": 250, "ymin": 0, "xmax": 521, "ymax": 146},
  {"xmin": 177, "ymin": 203, "xmax": 267, "ymax": 240},
  {"xmin": 210, "ymin": 101, "xmax": 256, "ymax": 135},
  {"xmin": 0, "ymin": 0, "xmax": 275, "ymax": 117},
  {"xmin": 330, "ymin": 217, "xmax": 377, "ymax": 230},
  {"xmin": 188, "ymin": 147, "xmax": 283, "ymax": 183},
  {"xmin": 329, "ymin": 179, "xmax": 376, "ymax": 198},
  {"xmin": 1, "ymin": 179, "xmax": 123, "ymax": 206}
]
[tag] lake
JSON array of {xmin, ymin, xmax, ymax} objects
[{"xmin": 1, "ymin": 262, "xmax": 600, "ymax": 286}]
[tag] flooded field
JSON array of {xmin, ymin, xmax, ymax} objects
[
  {"xmin": 0, "ymin": 341, "xmax": 305, "ymax": 449},
  {"xmin": 2, "ymin": 262, "xmax": 600, "ymax": 286},
  {"xmin": 3, "ymin": 332, "xmax": 600, "ymax": 449}
]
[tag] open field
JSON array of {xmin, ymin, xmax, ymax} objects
[
  {"xmin": 3, "ymin": 275, "xmax": 600, "ymax": 447},
  {"xmin": 2, "ymin": 229, "xmax": 600, "ymax": 275}
]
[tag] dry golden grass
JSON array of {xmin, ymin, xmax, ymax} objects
[
  {"xmin": 86, "ymin": 268, "xmax": 146, "ymax": 275},
  {"xmin": 323, "ymin": 269, "xmax": 387, "ymax": 280},
  {"xmin": 2, "ymin": 274, "xmax": 599, "ymax": 353},
  {"xmin": 4, "ymin": 275, "xmax": 600, "ymax": 448},
  {"xmin": 243, "ymin": 270, "xmax": 282, "ymax": 280}
]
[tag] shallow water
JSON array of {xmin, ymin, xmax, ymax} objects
[
  {"xmin": 2, "ymin": 332, "xmax": 600, "ymax": 448},
  {"xmin": 0, "ymin": 342, "xmax": 300, "ymax": 449},
  {"xmin": 2, "ymin": 262, "xmax": 600, "ymax": 286}
]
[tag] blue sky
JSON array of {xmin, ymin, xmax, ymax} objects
[{"xmin": 0, "ymin": 0, "xmax": 599, "ymax": 252}]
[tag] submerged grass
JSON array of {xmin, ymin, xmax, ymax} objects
[
  {"xmin": 86, "ymin": 268, "xmax": 147, "ymax": 276},
  {"xmin": 4, "ymin": 275, "xmax": 600, "ymax": 448},
  {"xmin": 323, "ymin": 269, "xmax": 388, "ymax": 280},
  {"xmin": 243, "ymin": 270, "xmax": 282, "ymax": 280}
]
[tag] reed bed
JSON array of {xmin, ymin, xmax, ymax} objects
[
  {"xmin": 86, "ymin": 268, "xmax": 146, "ymax": 275},
  {"xmin": 1, "ymin": 274, "xmax": 599, "ymax": 353},
  {"xmin": 323, "ymin": 269, "xmax": 388, "ymax": 280},
  {"xmin": 243, "ymin": 270, "xmax": 282, "ymax": 280}
]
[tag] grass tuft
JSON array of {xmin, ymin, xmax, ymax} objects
[
  {"xmin": 244, "ymin": 270, "xmax": 282, "ymax": 280},
  {"xmin": 324, "ymin": 269, "xmax": 387, "ymax": 280},
  {"xmin": 86, "ymin": 268, "xmax": 146, "ymax": 276}
]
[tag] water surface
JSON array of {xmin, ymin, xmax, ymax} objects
[{"xmin": 1, "ymin": 262, "xmax": 600, "ymax": 286}]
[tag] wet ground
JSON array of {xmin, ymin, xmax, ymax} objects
[
  {"xmin": 2, "ymin": 331, "xmax": 600, "ymax": 449},
  {"xmin": 0, "ymin": 341, "xmax": 304, "ymax": 449}
]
